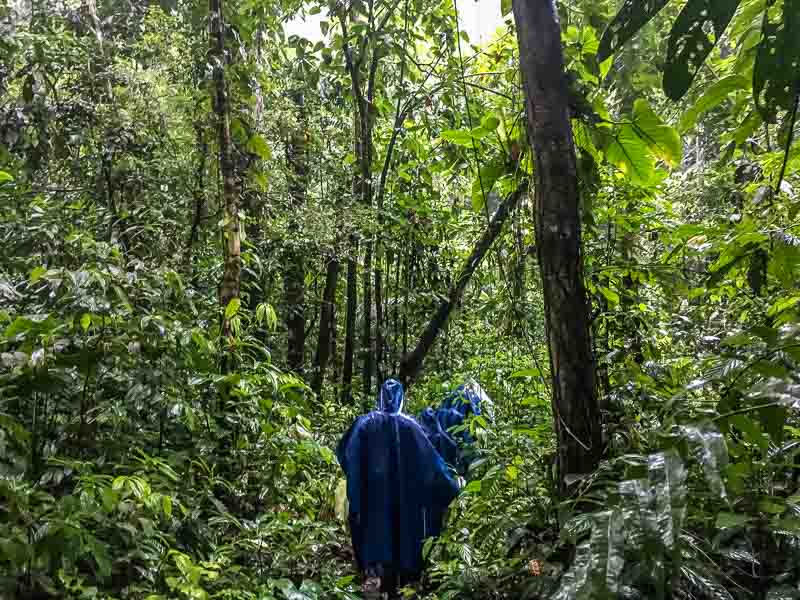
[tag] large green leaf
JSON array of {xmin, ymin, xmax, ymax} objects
[
  {"xmin": 728, "ymin": 0, "xmax": 768, "ymax": 40},
  {"xmin": 759, "ymin": 404, "xmax": 786, "ymax": 445},
  {"xmin": 715, "ymin": 511, "xmax": 752, "ymax": 529},
  {"xmin": 733, "ymin": 109, "xmax": 763, "ymax": 144},
  {"xmin": 753, "ymin": 0, "xmax": 800, "ymax": 122},
  {"xmin": 663, "ymin": 0, "xmax": 743, "ymax": 100},
  {"xmin": 598, "ymin": 0, "xmax": 673, "ymax": 61},
  {"xmin": 224, "ymin": 297, "xmax": 241, "ymax": 319},
  {"xmin": 632, "ymin": 99, "xmax": 683, "ymax": 167},
  {"xmin": 573, "ymin": 121, "xmax": 601, "ymax": 163},
  {"xmin": 767, "ymin": 294, "xmax": 800, "ymax": 317},
  {"xmin": 246, "ymin": 134, "xmax": 272, "ymax": 160},
  {"xmin": 604, "ymin": 125, "xmax": 657, "ymax": 186},
  {"xmin": 480, "ymin": 113, "xmax": 500, "ymax": 131},
  {"xmin": 471, "ymin": 162, "xmax": 505, "ymax": 212},
  {"xmin": 679, "ymin": 75, "xmax": 750, "ymax": 132},
  {"xmin": 769, "ymin": 238, "xmax": 800, "ymax": 287},
  {"xmin": 441, "ymin": 129, "xmax": 474, "ymax": 146}
]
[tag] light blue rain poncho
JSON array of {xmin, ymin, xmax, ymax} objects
[{"xmin": 336, "ymin": 380, "xmax": 460, "ymax": 579}]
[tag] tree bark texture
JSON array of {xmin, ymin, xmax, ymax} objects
[
  {"xmin": 284, "ymin": 89, "xmax": 307, "ymax": 374},
  {"xmin": 340, "ymin": 3, "xmax": 382, "ymax": 400},
  {"xmin": 187, "ymin": 119, "xmax": 207, "ymax": 280},
  {"xmin": 340, "ymin": 108, "xmax": 361, "ymax": 403},
  {"xmin": 512, "ymin": 0, "xmax": 602, "ymax": 493},
  {"xmin": 209, "ymin": 0, "xmax": 240, "ymax": 339},
  {"xmin": 361, "ymin": 242, "xmax": 374, "ymax": 396},
  {"xmin": 359, "ymin": 80, "xmax": 376, "ymax": 400},
  {"xmin": 399, "ymin": 185, "xmax": 527, "ymax": 385},
  {"xmin": 342, "ymin": 240, "xmax": 358, "ymax": 403},
  {"xmin": 313, "ymin": 255, "xmax": 340, "ymax": 397}
]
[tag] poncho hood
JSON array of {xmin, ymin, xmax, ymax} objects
[{"xmin": 377, "ymin": 378, "xmax": 404, "ymax": 413}]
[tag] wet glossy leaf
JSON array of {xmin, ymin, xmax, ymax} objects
[
  {"xmin": 632, "ymin": 99, "xmax": 682, "ymax": 167},
  {"xmin": 598, "ymin": 0, "xmax": 672, "ymax": 61},
  {"xmin": 663, "ymin": 0, "xmax": 743, "ymax": 100},
  {"xmin": 679, "ymin": 75, "xmax": 750, "ymax": 132},
  {"xmin": 753, "ymin": 0, "xmax": 800, "ymax": 122},
  {"xmin": 604, "ymin": 125, "xmax": 656, "ymax": 186}
]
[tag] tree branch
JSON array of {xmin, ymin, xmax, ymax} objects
[{"xmin": 399, "ymin": 183, "xmax": 528, "ymax": 384}]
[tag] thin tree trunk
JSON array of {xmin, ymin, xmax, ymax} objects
[
  {"xmin": 376, "ymin": 249, "xmax": 388, "ymax": 382},
  {"xmin": 209, "ymin": 0, "xmax": 240, "ymax": 341},
  {"xmin": 621, "ymin": 210, "xmax": 643, "ymax": 364},
  {"xmin": 402, "ymin": 242, "xmax": 413, "ymax": 365},
  {"xmin": 392, "ymin": 247, "xmax": 401, "ymax": 375},
  {"xmin": 284, "ymin": 89, "xmax": 307, "ymax": 374},
  {"xmin": 342, "ymin": 239, "xmax": 358, "ymax": 403},
  {"xmin": 339, "ymin": 0, "xmax": 383, "ymax": 400},
  {"xmin": 86, "ymin": 0, "xmax": 112, "ymax": 100},
  {"xmin": 187, "ymin": 119, "xmax": 207, "ymax": 279},
  {"xmin": 359, "ymin": 81, "xmax": 376, "ymax": 398},
  {"xmin": 331, "ymin": 289, "xmax": 340, "ymax": 382},
  {"xmin": 361, "ymin": 242, "xmax": 373, "ymax": 396},
  {"xmin": 341, "ymin": 106, "xmax": 361, "ymax": 403},
  {"xmin": 313, "ymin": 256, "xmax": 340, "ymax": 397},
  {"xmin": 399, "ymin": 185, "xmax": 527, "ymax": 384},
  {"xmin": 512, "ymin": 0, "xmax": 602, "ymax": 494}
]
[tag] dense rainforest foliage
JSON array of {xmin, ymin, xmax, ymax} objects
[{"xmin": 2, "ymin": 0, "xmax": 800, "ymax": 597}]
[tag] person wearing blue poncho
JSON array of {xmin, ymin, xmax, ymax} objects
[
  {"xmin": 336, "ymin": 379, "xmax": 459, "ymax": 598},
  {"xmin": 416, "ymin": 407, "xmax": 459, "ymax": 538},
  {"xmin": 425, "ymin": 381, "xmax": 486, "ymax": 476},
  {"xmin": 417, "ymin": 407, "xmax": 459, "ymax": 473}
]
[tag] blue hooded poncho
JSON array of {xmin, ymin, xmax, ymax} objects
[
  {"xmin": 336, "ymin": 380, "xmax": 460, "ymax": 577},
  {"xmin": 441, "ymin": 382, "xmax": 484, "ymax": 418},
  {"xmin": 428, "ymin": 383, "xmax": 485, "ymax": 475},
  {"xmin": 417, "ymin": 407, "xmax": 459, "ymax": 470}
]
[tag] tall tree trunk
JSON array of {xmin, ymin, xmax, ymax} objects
[
  {"xmin": 399, "ymin": 185, "xmax": 526, "ymax": 384},
  {"xmin": 342, "ymin": 239, "xmax": 358, "ymax": 403},
  {"xmin": 86, "ymin": 0, "xmax": 112, "ymax": 100},
  {"xmin": 402, "ymin": 241, "xmax": 414, "ymax": 365},
  {"xmin": 512, "ymin": 0, "xmax": 602, "ymax": 494},
  {"xmin": 392, "ymin": 247, "xmax": 402, "ymax": 374},
  {"xmin": 376, "ymin": 249, "xmax": 387, "ymax": 382},
  {"xmin": 338, "ymin": 0, "xmax": 383, "ymax": 400},
  {"xmin": 186, "ymin": 119, "xmax": 207, "ymax": 279},
  {"xmin": 341, "ymin": 107, "xmax": 361, "ymax": 403},
  {"xmin": 313, "ymin": 256, "xmax": 340, "ymax": 397},
  {"xmin": 359, "ymin": 89, "xmax": 376, "ymax": 398},
  {"xmin": 209, "ymin": 0, "xmax": 240, "ymax": 341},
  {"xmin": 361, "ymin": 242, "xmax": 373, "ymax": 396},
  {"xmin": 284, "ymin": 89, "xmax": 307, "ymax": 374},
  {"xmin": 621, "ymin": 210, "xmax": 643, "ymax": 364}
]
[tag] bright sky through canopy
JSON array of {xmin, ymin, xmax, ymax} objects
[{"xmin": 285, "ymin": 0, "xmax": 506, "ymax": 47}]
